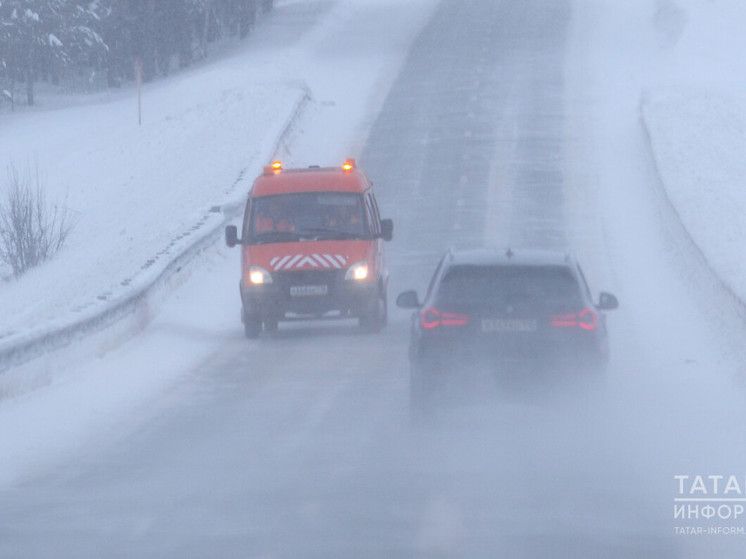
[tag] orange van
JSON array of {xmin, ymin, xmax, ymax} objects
[{"xmin": 225, "ymin": 159, "xmax": 393, "ymax": 337}]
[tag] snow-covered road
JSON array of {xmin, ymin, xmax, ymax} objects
[{"xmin": 3, "ymin": 0, "xmax": 746, "ymax": 557}]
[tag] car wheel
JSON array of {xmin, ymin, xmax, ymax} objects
[
  {"xmin": 409, "ymin": 359, "xmax": 436, "ymax": 419},
  {"xmin": 243, "ymin": 312, "xmax": 262, "ymax": 339},
  {"xmin": 359, "ymin": 291, "xmax": 387, "ymax": 333},
  {"xmin": 570, "ymin": 355, "xmax": 608, "ymax": 395}
]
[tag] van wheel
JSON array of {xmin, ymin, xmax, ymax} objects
[
  {"xmin": 243, "ymin": 313, "xmax": 262, "ymax": 339},
  {"xmin": 360, "ymin": 291, "xmax": 387, "ymax": 333},
  {"xmin": 263, "ymin": 317, "xmax": 278, "ymax": 333}
]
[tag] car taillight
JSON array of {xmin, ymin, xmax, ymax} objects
[
  {"xmin": 550, "ymin": 307, "xmax": 598, "ymax": 331},
  {"xmin": 420, "ymin": 307, "xmax": 470, "ymax": 330}
]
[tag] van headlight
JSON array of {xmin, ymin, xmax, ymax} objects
[
  {"xmin": 246, "ymin": 265, "xmax": 273, "ymax": 286},
  {"xmin": 345, "ymin": 261, "xmax": 369, "ymax": 282}
]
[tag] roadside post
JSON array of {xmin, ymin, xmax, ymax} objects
[{"xmin": 134, "ymin": 57, "xmax": 143, "ymax": 126}]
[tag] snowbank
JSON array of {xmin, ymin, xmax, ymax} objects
[
  {"xmin": 642, "ymin": 0, "xmax": 746, "ymax": 305},
  {"xmin": 0, "ymin": 56, "xmax": 307, "ymax": 356},
  {"xmin": 643, "ymin": 91, "xmax": 746, "ymax": 302}
]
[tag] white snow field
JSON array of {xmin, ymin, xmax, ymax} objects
[{"xmin": 642, "ymin": 0, "xmax": 746, "ymax": 306}]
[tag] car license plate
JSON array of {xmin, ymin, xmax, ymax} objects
[
  {"xmin": 481, "ymin": 318, "xmax": 537, "ymax": 333},
  {"xmin": 290, "ymin": 285, "xmax": 328, "ymax": 297}
]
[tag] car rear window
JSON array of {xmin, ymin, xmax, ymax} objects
[{"xmin": 436, "ymin": 265, "xmax": 582, "ymax": 307}]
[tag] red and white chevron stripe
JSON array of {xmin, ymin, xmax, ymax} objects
[{"xmin": 269, "ymin": 254, "xmax": 347, "ymax": 271}]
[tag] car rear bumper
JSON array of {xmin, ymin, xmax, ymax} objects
[{"xmin": 412, "ymin": 335, "xmax": 608, "ymax": 371}]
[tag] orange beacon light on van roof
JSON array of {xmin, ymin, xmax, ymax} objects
[
  {"xmin": 342, "ymin": 159, "xmax": 356, "ymax": 173},
  {"xmin": 263, "ymin": 160, "xmax": 283, "ymax": 176}
]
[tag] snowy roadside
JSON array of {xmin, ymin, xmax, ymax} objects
[
  {"xmin": 642, "ymin": 91, "xmax": 746, "ymax": 307},
  {"xmin": 0, "ymin": 0, "xmax": 437, "ymax": 487},
  {"xmin": 0, "ymin": 0, "xmax": 439, "ymax": 372},
  {"xmin": 640, "ymin": 0, "xmax": 746, "ymax": 309},
  {"xmin": 0, "ymin": 244, "xmax": 244, "ymax": 487},
  {"xmin": 0, "ymin": 72, "xmax": 307, "ymax": 366}
]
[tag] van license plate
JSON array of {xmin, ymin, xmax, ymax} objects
[
  {"xmin": 481, "ymin": 318, "xmax": 537, "ymax": 333},
  {"xmin": 290, "ymin": 285, "xmax": 328, "ymax": 297}
]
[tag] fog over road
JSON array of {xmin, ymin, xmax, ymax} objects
[{"xmin": 3, "ymin": 1, "xmax": 746, "ymax": 557}]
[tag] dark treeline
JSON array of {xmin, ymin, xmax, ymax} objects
[{"xmin": 0, "ymin": 0, "xmax": 273, "ymax": 107}]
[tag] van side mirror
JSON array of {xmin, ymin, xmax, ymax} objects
[
  {"xmin": 396, "ymin": 290, "xmax": 420, "ymax": 309},
  {"xmin": 225, "ymin": 225, "xmax": 240, "ymax": 248},
  {"xmin": 380, "ymin": 219, "xmax": 393, "ymax": 241},
  {"xmin": 597, "ymin": 292, "xmax": 618, "ymax": 310}
]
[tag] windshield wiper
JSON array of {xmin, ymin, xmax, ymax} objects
[
  {"xmin": 250, "ymin": 231, "xmax": 301, "ymax": 244},
  {"xmin": 297, "ymin": 227, "xmax": 368, "ymax": 240}
]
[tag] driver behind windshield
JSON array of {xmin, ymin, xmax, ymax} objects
[
  {"xmin": 251, "ymin": 193, "xmax": 367, "ymax": 240},
  {"xmin": 324, "ymin": 204, "xmax": 362, "ymax": 233},
  {"xmin": 254, "ymin": 198, "xmax": 296, "ymax": 233}
]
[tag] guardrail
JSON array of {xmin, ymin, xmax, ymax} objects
[{"xmin": 0, "ymin": 84, "xmax": 311, "ymax": 374}]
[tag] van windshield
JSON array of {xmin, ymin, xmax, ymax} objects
[{"xmin": 247, "ymin": 193, "xmax": 369, "ymax": 243}]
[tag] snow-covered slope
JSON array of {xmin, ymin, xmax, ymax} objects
[
  {"xmin": 642, "ymin": 0, "xmax": 746, "ymax": 304},
  {"xmin": 0, "ymin": 53, "xmax": 304, "ymax": 346},
  {"xmin": 0, "ymin": 0, "xmax": 438, "ymax": 358},
  {"xmin": 643, "ymin": 91, "xmax": 746, "ymax": 302}
]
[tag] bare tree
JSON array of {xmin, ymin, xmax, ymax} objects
[{"xmin": 0, "ymin": 165, "xmax": 73, "ymax": 277}]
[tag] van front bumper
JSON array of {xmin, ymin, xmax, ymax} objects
[{"xmin": 240, "ymin": 269, "xmax": 378, "ymax": 320}]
